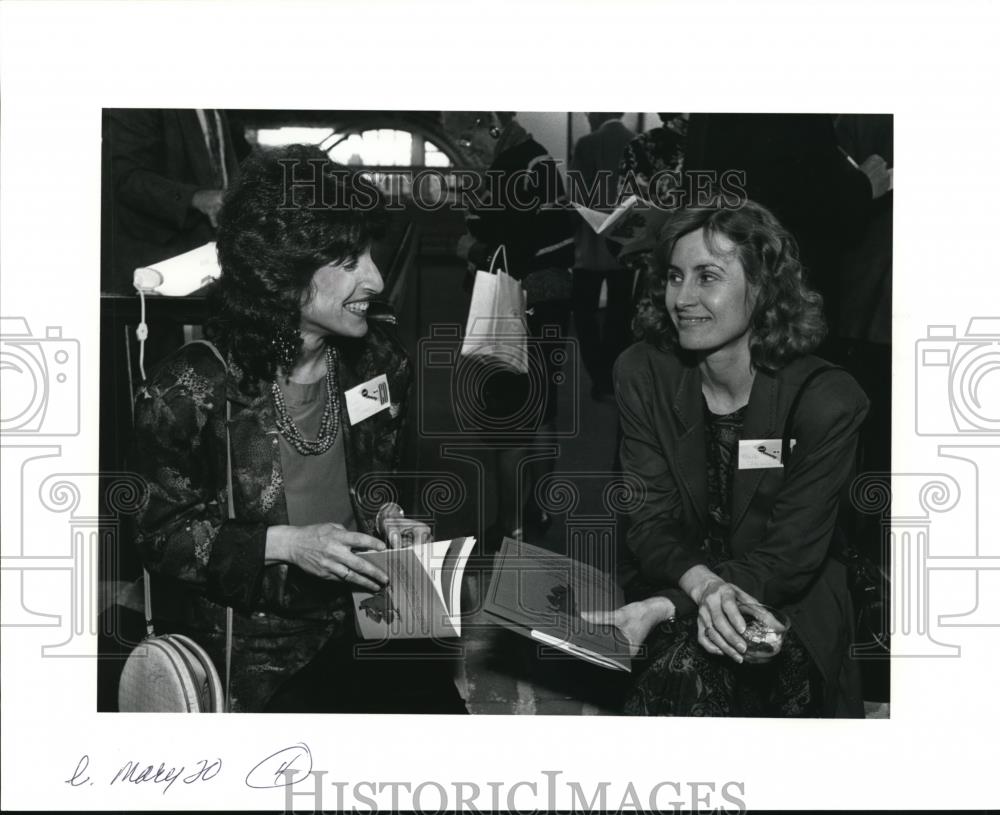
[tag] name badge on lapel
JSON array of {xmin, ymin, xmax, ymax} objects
[
  {"xmin": 345, "ymin": 374, "xmax": 391, "ymax": 425},
  {"xmin": 738, "ymin": 439, "xmax": 788, "ymax": 470}
]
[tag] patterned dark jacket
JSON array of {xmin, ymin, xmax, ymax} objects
[{"xmin": 132, "ymin": 318, "xmax": 409, "ymax": 711}]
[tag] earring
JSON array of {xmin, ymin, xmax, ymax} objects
[{"xmin": 271, "ymin": 321, "xmax": 301, "ymax": 374}]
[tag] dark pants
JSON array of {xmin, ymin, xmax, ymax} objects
[{"xmin": 571, "ymin": 267, "xmax": 633, "ymax": 393}]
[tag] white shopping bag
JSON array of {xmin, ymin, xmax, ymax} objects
[{"xmin": 460, "ymin": 246, "xmax": 529, "ymax": 374}]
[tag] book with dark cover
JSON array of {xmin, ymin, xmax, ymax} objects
[{"xmin": 484, "ymin": 538, "xmax": 633, "ymax": 671}]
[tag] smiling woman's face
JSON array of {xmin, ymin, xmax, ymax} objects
[
  {"xmin": 298, "ymin": 247, "xmax": 384, "ymax": 340},
  {"xmin": 665, "ymin": 228, "xmax": 756, "ymax": 359}
]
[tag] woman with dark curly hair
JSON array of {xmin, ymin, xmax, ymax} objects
[
  {"xmin": 131, "ymin": 145, "xmax": 467, "ymax": 713},
  {"xmin": 591, "ymin": 200, "xmax": 869, "ymax": 716}
]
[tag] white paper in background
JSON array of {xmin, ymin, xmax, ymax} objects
[{"xmin": 133, "ymin": 242, "xmax": 220, "ymax": 296}]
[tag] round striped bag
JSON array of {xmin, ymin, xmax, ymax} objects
[{"xmin": 118, "ymin": 633, "xmax": 224, "ymax": 713}]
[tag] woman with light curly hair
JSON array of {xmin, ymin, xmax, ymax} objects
[{"xmin": 592, "ymin": 200, "xmax": 869, "ymax": 716}]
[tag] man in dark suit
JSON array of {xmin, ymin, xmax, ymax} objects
[
  {"xmin": 569, "ymin": 113, "xmax": 635, "ymax": 399},
  {"xmin": 102, "ymin": 108, "xmax": 240, "ymax": 293}
]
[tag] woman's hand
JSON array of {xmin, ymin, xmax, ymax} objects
[
  {"xmin": 581, "ymin": 596, "xmax": 675, "ymax": 657},
  {"xmin": 692, "ymin": 578, "xmax": 767, "ymax": 663},
  {"xmin": 455, "ymin": 234, "xmax": 477, "ymax": 262},
  {"xmin": 738, "ymin": 603, "xmax": 789, "ymax": 664},
  {"xmin": 377, "ymin": 503, "xmax": 432, "ymax": 549},
  {"xmin": 266, "ymin": 523, "xmax": 389, "ymax": 592}
]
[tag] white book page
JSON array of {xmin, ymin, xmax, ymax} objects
[
  {"xmin": 413, "ymin": 537, "xmax": 476, "ymax": 634},
  {"xmin": 571, "ymin": 194, "xmax": 638, "ymax": 235}
]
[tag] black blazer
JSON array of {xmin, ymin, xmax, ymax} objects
[{"xmin": 614, "ymin": 342, "xmax": 870, "ymax": 716}]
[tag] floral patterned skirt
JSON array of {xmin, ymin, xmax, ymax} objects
[{"xmin": 624, "ymin": 616, "xmax": 824, "ymax": 717}]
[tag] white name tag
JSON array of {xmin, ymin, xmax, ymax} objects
[
  {"xmin": 738, "ymin": 439, "xmax": 788, "ymax": 469},
  {"xmin": 345, "ymin": 374, "xmax": 391, "ymax": 425}
]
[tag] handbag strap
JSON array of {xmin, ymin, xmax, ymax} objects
[
  {"xmin": 780, "ymin": 364, "xmax": 844, "ymax": 465},
  {"xmin": 142, "ymin": 567, "xmax": 154, "ymax": 638},
  {"xmin": 139, "ymin": 339, "xmax": 235, "ymax": 712},
  {"xmin": 198, "ymin": 339, "xmax": 236, "ymax": 713},
  {"xmin": 223, "ymin": 397, "xmax": 234, "ymax": 713},
  {"xmin": 488, "ymin": 244, "xmax": 509, "ymax": 275}
]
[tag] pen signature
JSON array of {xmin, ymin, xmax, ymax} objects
[
  {"xmin": 65, "ymin": 743, "xmax": 312, "ymax": 794},
  {"xmin": 66, "ymin": 755, "xmax": 93, "ymax": 787},
  {"xmin": 245, "ymin": 743, "xmax": 313, "ymax": 788},
  {"xmin": 65, "ymin": 754, "xmax": 222, "ymax": 794}
]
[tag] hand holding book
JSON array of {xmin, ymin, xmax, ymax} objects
[
  {"xmin": 484, "ymin": 538, "xmax": 636, "ymax": 671},
  {"xmin": 581, "ymin": 596, "xmax": 677, "ymax": 657}
]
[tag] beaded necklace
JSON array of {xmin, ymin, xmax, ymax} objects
[{"xmin": 271, "ymin": 345, "xmax": 341, "ymax": 456}]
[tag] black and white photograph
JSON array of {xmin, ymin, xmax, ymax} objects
[
  {"xmin": 96, "ymin": 108, "xmax": 892, "ymax": 721},
  {"xmin": 1, "ymin": 2, "xmax": 998, "ymax": 812}
]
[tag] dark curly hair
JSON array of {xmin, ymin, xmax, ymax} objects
[
  {"xmin": 207, "ymin": 144, "xmax": 387, "ymax": 382},
  {"xmin": 633, "ymin": 200, "xmax": 827, "ymax": 370}
]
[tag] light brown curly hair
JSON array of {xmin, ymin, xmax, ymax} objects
[{"xmin": 633, "ymin": 200, "xmax": 827, "ymax": 370}]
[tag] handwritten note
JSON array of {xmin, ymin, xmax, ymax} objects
[{"xmin": 65, "ymin": 743, "xmax": 313, "ymax": 796}]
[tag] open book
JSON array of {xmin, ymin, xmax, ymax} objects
[
  {"xmin": 571, "ymin": 194, "xmax": 638, "ymax": 236},
  {"xmin": 351, "ymin": 536, "xmax": 476, "ymax": 640},
  {"xmin": 484, "ymin": 538, "xmax": 632, "ymax": 671},
  {"xmin": 133, "ymin": 242, "xmax": 221, "ymax": 297}
]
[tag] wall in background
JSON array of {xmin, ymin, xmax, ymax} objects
[{"xmin": 516, "ymin": 112, "xmax": 664, "ymax": 166}]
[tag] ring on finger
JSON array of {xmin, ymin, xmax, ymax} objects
[{"xmin": 343, "ymin": 566, "xmax": 353, "ymax": 580}]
